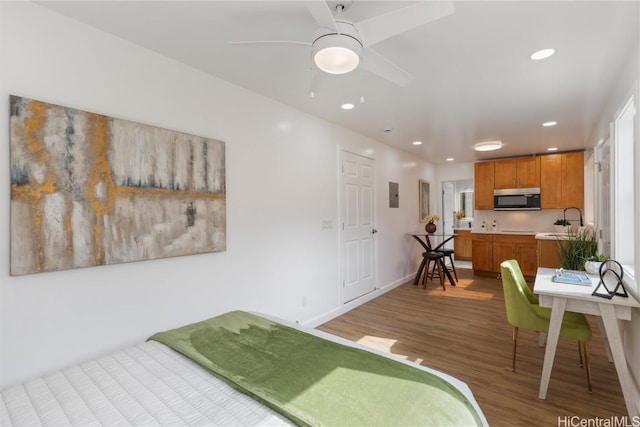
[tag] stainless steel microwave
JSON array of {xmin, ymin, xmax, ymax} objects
[{"xmin": 494, "ymin": 188, "xmax": 541, "ymax": 211}]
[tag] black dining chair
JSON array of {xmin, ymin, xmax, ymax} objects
[
  {"xmin": 421, "ymin": 251, "xmax": 446, "ymax": 290},
  {"xmin": 435, "ymin": 248, "xmax": 458, "ymax": 282}
]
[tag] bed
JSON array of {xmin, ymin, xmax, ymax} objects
[{"xmin": 1, "ymin": 311, "xmax": 488, "ymax": 426}]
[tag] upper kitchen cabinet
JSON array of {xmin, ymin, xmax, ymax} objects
[
  {"xmin": 494, "ymin": 157, "xmax": 540, "ymax": 189},
  {"xmin": 540, "ymin": 151, "xmax": 584, "ymax": 209},
  {"xmin": 474, "ymin": 161, "xmax": 494, "ymax": 210}
]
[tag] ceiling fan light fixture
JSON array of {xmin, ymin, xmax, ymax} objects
[
  {"xmin": 474, "ymin": 140, "xmax": 503, "ymax": 152},
  {"xmin": 313, "ymin": 33, "xmax": 362, "ymax": 74}
]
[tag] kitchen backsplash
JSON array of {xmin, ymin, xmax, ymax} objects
[{"xmin": 471, "ymin": 209, "xmax": 585, "ymax": 233}]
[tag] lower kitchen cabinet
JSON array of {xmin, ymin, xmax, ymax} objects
[
  {"xmin": 493, "ymin": 235, "xmax": 537, "ymax": 276},
  {"xmin": 472, "ymin": 233, "xmax": 537, "ymax": 277},
  {"xmin": 471, "ymin": 234, "xmax": 493, "ymax": 272},
  {"xmin": 538, "ymin": 239, "xmax": 568, "ymax": 269},
  {"xmin": 453, "ymin": 230, "xmax": 472, "ymax": 260}
]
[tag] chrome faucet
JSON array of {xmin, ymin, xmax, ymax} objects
[{"xmin": 563, "ymin": 207, "xmax": 583, "ymax": 227}]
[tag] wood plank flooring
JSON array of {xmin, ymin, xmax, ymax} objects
[{"xmin": 317, "ymin": 268, "xmax": 627, "ymax": 426}]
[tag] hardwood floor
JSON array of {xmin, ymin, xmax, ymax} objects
[{"xmin": 317, "ymin": 268, "xmax": 627, "ymax": 426}]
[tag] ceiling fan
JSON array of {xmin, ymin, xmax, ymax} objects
[{"xmin": 231, "ymin": 0, "xmax": 455, "ymax": 87}]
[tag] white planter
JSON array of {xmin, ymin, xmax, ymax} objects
[{"xmin": 584, "ymin": 261, "xmax": 603, "ymax": 275}]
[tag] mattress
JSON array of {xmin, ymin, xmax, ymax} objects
[
  {"xmin": 1, "ymin": 340, "xmax": 291, "ymax": 427},
  {"xmin": 1, "ymin": 314, "xmax": 489, "ymax": 426}
]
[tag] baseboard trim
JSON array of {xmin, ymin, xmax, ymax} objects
[{"xmin": 303, "ymin": 274, "xmax": 414, "ymax": 328}]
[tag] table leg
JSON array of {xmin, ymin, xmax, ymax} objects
[
  {"xmin": 539, "ymin": 296, "xmax": 567, "ymax": 399},
  {"xmin": 599, "ymin": 304, "xmax": 640, "ymax": 418},
  {"xmin": 596, "ymin": 316, "xmax": 614, "ymax": 363},
  {"xmin": 413, "ymin": 258, "xmax": 426, "ymax": 286}
]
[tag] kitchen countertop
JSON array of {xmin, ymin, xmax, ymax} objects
[
  {"xmin": 471, "ymin": 229, "xmax": 538, "ymax": 235},
  {"xmin": 534, "ymin": 232, "xmax": 572, "ymax": 240},
  {"xmin": 451, "ymin": 228, "xmax": 574, "ymax": 239}
]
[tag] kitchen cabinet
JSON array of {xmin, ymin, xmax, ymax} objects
[
  {"xmin": 453, "ymin": 229, "xmax": 472, "ymax": 260},
  {"xmin": 537, "ymin": 238, "xmax": 570, "ymax": 269},
  {"xmin": 492, "ymin": 235, "xmax": 537, "ymax": 276},
  {"xmin": 538, "ymin": 239, "xmax": 562, "ymax": 268},
  {"xmin": 471, "ymin": 234, "xmax": 493, "ymax": 272},
  {"xmin": 494, "ymin": 157, "xmax": 540, "ymax": 189},
  {"xmin": 474, "ymin": 161, "xmax": 494, "ymax": 210},
  {"xmin": 540, "ymin": 151, "xmax": 584, "ymax": 209},
  {"xmin": 472, "ymin": 233, "xmax": 537, "ymax": 277}
]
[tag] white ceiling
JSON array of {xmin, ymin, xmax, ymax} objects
[{"xmin": 39, "ymin": 1, "xmax": 639, "ymax": 164}]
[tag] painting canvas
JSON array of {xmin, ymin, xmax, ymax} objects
[
  {"xmin": 418, "ymin": 179, "xmax": 430, "ymax": 222},
  {"xmin": 10, "ymin": 96, "xmax": 226, "ymax": 275}
]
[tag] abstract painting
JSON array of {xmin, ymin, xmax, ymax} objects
[{"xmin": 10, "ymin": 96, "xmax": 226, "ymax": 275}]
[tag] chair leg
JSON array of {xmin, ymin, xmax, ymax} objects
[
  {"xmin": 578, "ymin": 341, "xmax": 584, "ymax": 368},
  {"xmin": 582, "ymin": 341, "xmax": 592, "ymax": 393},
  {"xmin": 447, "ymin": 254, "xmax": 458, "ymax": 281},
  {"xmin": 511, "ymin": 327, "xmax": 518, "ymax": 372},
  {"xmin": 421, "ymin": 259, "xmax": 430, "ymax": 288},
  {"xmin": 436, "ymin": 260, "xmax": 445, "ymax": 290}
]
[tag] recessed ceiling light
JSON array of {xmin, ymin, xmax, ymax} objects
[
  {"xmin": 474, "ymin": 140, "xmax": 503, "ymax": 151},
  {"xmin": 543, "ymin": 121, "xmax": 557, "ymax": 127},
  {"xmin": 547, "ymin": 147, "xmax": 558, "ymax": 151},
  {"xmin": 412, "ymin": 141, "xmax": 422, "ymax": 146},
  {"xmin": 446, "ymin": 158, "xmax": 454, "ymax": 162},
  {"xmin": 530, "ymin": 48, "xmax": 555, "ymax": 61},
  {"xmin": 341, "ymin": 103, "xmax": 354, "ymax": 110}
]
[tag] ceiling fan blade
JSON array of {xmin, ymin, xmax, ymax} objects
[
  {"xmin": 229, "ymin": 40, "xmax": 311, "ymax": 47},
  {"xmin": 355, "ymin": 0, "xmax": 454, "ymax": 47},
  {"xmin": 306, "ymin": 1, "xmax": 338, "ymax": 32},
  {"xmin": 360, "ymin": 48, "xmax": 414, "ymax": 87}
]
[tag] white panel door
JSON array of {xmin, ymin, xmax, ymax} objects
[{"xmin": 341, "ymin": 151, "xmax": 376, "ymax": 303}]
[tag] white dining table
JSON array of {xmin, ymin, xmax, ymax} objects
[{"xmin": 533, "ymin": 267, "xmax": 640, "ymax": 418}]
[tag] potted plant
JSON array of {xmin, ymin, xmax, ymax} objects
[
  {"xmin": 553, "ymin": 219, "xmax": 571, "ymax": 234},
  {"xmin": 557, "ymin": 228, "xmax": 597, "ymax": 271},
  {"xmin": 584, "ymin": 253, "xmax": 608, "ymax": 275}
]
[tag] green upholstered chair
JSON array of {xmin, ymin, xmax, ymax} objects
[{"xmin": 500, "ymin": 259, "xmax": 592, "ymax": 392}]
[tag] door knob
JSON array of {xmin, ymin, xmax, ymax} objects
[{"xmin": 372, "ymin": 228, "xmax": 378, "ymax": 234}]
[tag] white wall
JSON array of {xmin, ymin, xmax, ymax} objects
[{"xmin": 0, "ymin": 2, "xmax": 435, "ymax": 387}]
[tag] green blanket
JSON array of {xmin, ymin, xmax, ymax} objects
[{"xmin": 149, "ymin": 311, "xmax": 483, "ymax": 426}]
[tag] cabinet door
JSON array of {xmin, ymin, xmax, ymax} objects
[
  {"xmin": 540, "ymin": 154, "xmax": 562, "ymax": 208},
  {"xmin": 516, "ymin": 157, "xmax": 540, "ymax": 188},
  {"xmin": 494, "ymin": 159, "xmax": 516, "ymax": 189},
  {"xmin": 541, "ymin": 152, "xmax": 584, "ymax": 209},
  {"xmin": 562, "ymin": 151, "xmax": 584, "ymax": 209},
  {"xmin": 474, "ymin": 162, "xmax": 495, "ymax": 210},
  {"xmin": 454, "ymin": 231, "xmax": 472, "ymax": 260},
  {"xmin": 472, "ymin": 235, "xmax": 493, "ymax": 272},
  {"xmin": 493, "ymin": 241, "xmax": 516, "ymax": 273},
  {"xmin": 538, "ymin": 239, "xmax": 562, "ymax": 268},
  {"xmin": 517, "ymin": 242, "xmax": 538, "ymax": 276}
]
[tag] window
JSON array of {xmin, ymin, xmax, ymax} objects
[{"xmin": 612, "ymin": 95, "xmax": 636, "ymax": 284}]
